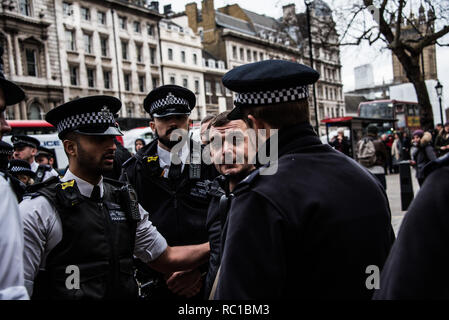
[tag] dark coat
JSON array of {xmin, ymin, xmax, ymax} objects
[
  {"xmin": 412, "ymin": 133, "xmax": 436, "ymax": 180},
  {"xmin": 330, "ymin": 135, "xmax": 351, "ymax": 157},
  {"xmin": 103, "ymin": 139, "xmax": 132, "ymax": 180},
  {"xmin": 373, "ymin": 154, "xmax": 449, "ymax": 299},
  {"xmin": 215, "ymin": 123, "xmax": 395, "ymax": 300},
  {"xmin": 121, "ymin": 138, "xmax": 218, "ymax": 298}
]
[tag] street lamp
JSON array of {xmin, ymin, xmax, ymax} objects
[
  {"xmin": 304, "ymin": 0, "xmax": 319, "ymax": 134},
  {"xmin": 435, "ymin": 80, "xmax": 443, "ymax": 124}
]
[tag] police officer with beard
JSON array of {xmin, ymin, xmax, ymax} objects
[
  {"xmin": 19, "ymin": 95, "xmax": 210, "ymax": 299},
  {"xmin": 213, "ymin": 60, "xmax": 395, "ymax": 300},
  {"xmin": 121, "ymin": 85, "xmax": 218, "ymax": 299}
]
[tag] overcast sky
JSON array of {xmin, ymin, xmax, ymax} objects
[{"xmin": 159, "ymin": 0, "xmax": 449, "ymax": 103}]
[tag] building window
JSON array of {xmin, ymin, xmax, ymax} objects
[
  {"xmin": 182, "ymin": 78, "xmax": 188, "ymax": 88},
  {"xmin": 147, "ymin": 24, "xmax": 154, "ymax": 36},
  {"xmin": 25, "ymin": 49, "xmax": 37, "ymax": 77},
  {"xmin": 260, "ymin": 52, "xmax": 263, "ymax": 61},
  {"xmin": 169, "ymin": 76, "xmax": 175, "ymax": 85},
  {"xmin": 247, "ymin": 49, "xmax": 251, "ymax": 62},
  {"xmin": 127, "ymin": 103, "xmax": 134, "ymax": 117},
  {"xmin": 70, "ymin": 65, "xmax": 78, "ymax": 86},
  {"xmin": 103, "ymin": 70, "xmax": 111, "ymax": 89},
  {"xmin": 232, "ymin": 46, "xmax": 237, "ymax": 59},
  {"xmin": 253, "ymin": 51, "xmax": 257, "ymax": 61},
  {"xmin": 65, "ymin": 30, "xmax": 76, "ymax": 51},
  {"xmin": 215, "ymin": 81, "xmax": 222, "ymax": 96},
  {"xmin": 83, "ymin": 33, "xmax": 92, "ymax": 54},
  {"xmin": 194, "ymin": 80, "xmax": 199, "ymax": 94},
  {"xmin": 119, "ymin": 16, "xmax": 127, "ymax": 30},
  {"xmin": 133, "ymin": 21, "xmax": 141, "ymax": 33},
  {"xmin": 168, "ymin": 48, "xmax": 173, "ymax": 61},
  {"xmin": 80, "ymin": 7, "xmax": 90, "ymax": 21},
  {"xmin": 138, "ymin": 75, "xmax": 145, "ymax": 92},
  {"xmin": 97, "ymin": 11, "xmax": 106, "ymax": 25},
  {"xmin": 100, "ymin": 36, "xmax": 108, "ymax": 57},
  {"xmin": 152, "ymin": 77, "xmax": 158, "ymax": 89},
  {"xmin": 19, "ymin": 0, "xmax": 31, "ymax": 16},
  {"xmin": 181, "ymin": 51, "xmax": 186, "ymax": 63},
  {"xmin": 28, "ymin": 103, "xmax": 43, "ymax": 120},
  {"xmin": 239, "ymin": 48, "xmax": 244, "ymax": 61},
  {"xmin": 205, "ymin": 80, "xmax": 211, "ymax": 94},
  {"xmin": 87, "ymin": 67, "xmax": 95, "ymax": 88},
  {"xmin": 63, "ymin": 2, "xmax": 73, "ymax": 16},
  {"xmin": 149, "ymin": 47, "xmax": 156, "ymax": 64},
  {"xmin": 193, "ymin": 53, "xmax": 197, "ymax": 65},
  {"xmin": 136, "ymin": 44, "xmax": 142, "ymax": 62},
  {"xmin": 121, "ymin": 41, "xmax": 128, "ymax": 60},
  {"xmin": 124, "ymin": 73, "xmax": 131, "ymax": 91}
]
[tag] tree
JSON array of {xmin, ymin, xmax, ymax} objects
[{"xmin": 335, "ymin": 0, "xmax": 449, "ymax": 130}]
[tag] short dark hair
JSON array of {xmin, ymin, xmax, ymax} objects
[
  {"xmin": 243, "ymin": 99, "xmax": 310, "ymax": 128},
  {"xmin": 208, "ymin": 111, "xmax": 251, "ymax": 129},
  {"xmin": 201, "ymin": 114, "xmax": 215, "ymax": 125}
]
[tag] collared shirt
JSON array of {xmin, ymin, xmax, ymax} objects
[
  {"xmin": 19, "ymin": 169, "xmax": 168, "ymax": 296},
  {"xmin": 30, "ymin": 161, "xmax": 59, "ymax": 181},
  {"xmin": 0, "ymin": 172, "xmax": 29, "ymax": 300},
  {"xmin": 157, "ymin": 142, "xmax": 189, "ymax": 178}
]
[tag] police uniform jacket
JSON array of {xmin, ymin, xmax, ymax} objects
[
  {"xmin": 215, "ymin": 122, "xmax": 395, "ymax": 300},
  {"xmin": 373, "ymin": 153, "xmax": 449, "ymax": 299},
  {"xmin": 122, "ymin": 138, "xmax": 218, "ymax": 246}
]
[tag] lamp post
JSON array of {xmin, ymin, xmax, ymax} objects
[
  {"xmin": 305, "ymin": 0, "xmax": 319, "ymax": 134},
  {"xmin": 435, "ymin": 80, "xmax": 443, "ymax": 124}
]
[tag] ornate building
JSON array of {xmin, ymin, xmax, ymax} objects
[
  {"xmin": 392, "ymin": 5, "xmax": 438, "ymax": 84},
  {"xmin": 1, "ymin": 0, "xmax": 163, "ymax": 119},
  {"xmin": 1, "ymin": 0, "xmax": 64, "ymax": 120}
]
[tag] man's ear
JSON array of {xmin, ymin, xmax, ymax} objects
[
  {"xmin": 31, "ymin": 147, "xmax": 38, "ymax": 157},
  {"xmin": 149, "ymin": 120, "xmax": 155, "ymax": 132},
  {"xmin": 247, "ymin": 114, "xmax": 269, "ymax": 131},
  {"xmin": 63, "ymin": 139, "xmax": 77, "ymax": 158}
]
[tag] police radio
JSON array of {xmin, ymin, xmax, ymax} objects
[{"xmin": 119, "ymin": 184, "xmax": 141, "ymax": 222}]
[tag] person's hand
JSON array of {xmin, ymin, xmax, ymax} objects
[
  {"xmin": 409, "ymin": 160, "xmax": 416, "ymax": 166},
  {"xmin": 166, "ymin": 269, "xmax": 203, "ymax": 298},
  {"xmin": 441, "ymin": 146, "xmax": 448, "ymax": 150}
]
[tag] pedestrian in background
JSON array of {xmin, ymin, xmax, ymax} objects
[
  {"xmin": 357, "ymin": 125, "xmax": 388, "ymax": 190},
  {"xmin": 391, "ymin": 132, "xmax": 401, "ymax": 173},
  {"xmin": 200, "ymin": 114, "xmax": 215, "ymax": 146},
  {"xmin": 134, "ymin": 138, "xmax": 146, "ymax": 153},
  {"xmin": 330, "ymin": 128, "xmax": 350, "ymax": 157},
  {"xmin": 401, "ymin": 131, "xmax": 411, "ymax": 160},
  {"xmin": 435, "ymin": 122, "xmax": 449, "ymax": 157},
  {"xmin": 410, "ymin": 130, "xmax": 436, "ymax": 186}
]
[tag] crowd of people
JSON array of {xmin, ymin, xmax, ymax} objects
[
  {"xmin": 2, "ymin": 52, "xmax": 449, "ymax": 302},
  {"xmin": 330, "ymin": 122, "xmax": 449, "ymax": 187}
]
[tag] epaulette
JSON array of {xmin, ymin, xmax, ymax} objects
[
  {"xmin": 26, "ymin": 175, "xmax": 60, "ymax": 193},
  {"xmin": 232, "ymin": 168, "xmax": 260, "ymax": 196},
  {"xmin": 423, "ymin": 153, "xmax": 449, "ymax": 179},
  {"xmin": 205, "ymin": 177, "xmax": 225, "ymax": 197}
]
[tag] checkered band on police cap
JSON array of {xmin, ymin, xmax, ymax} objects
[
  {"xmin": 9, "ymin": 166, "xmax": 29, "ymax": 173},
  {"xmin": 149, "ymin": 92, "xmax": 190, "ymax": 115},
  {"xmin": 56, "ymin": 106, "xmax": 115, "ymax": 133},
  {"xmin": 235, "ymin": 85, "xmax": 309, "ymax": 106}
]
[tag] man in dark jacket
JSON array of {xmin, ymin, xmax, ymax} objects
[
  {"xmin": 203, "ymin": 111, "xmax": 256, "ymax": 298},
  {"xmin": 213, "ymin": 60, "xmax": 395, "ymax": 300},
  {"xmin": 410, "ymin": 130, "xmax": 436, "ymax": 186},
  {"xmin": 373, "ymin": 153, "xmax": 449, "ymax": 299},
  {"xmin": 103, "ymin": 138, "xmax": 131, "ymax": 180},
  {"xmin": 121, "ymin": 85, "xmax": 218, "ymax": 299}
]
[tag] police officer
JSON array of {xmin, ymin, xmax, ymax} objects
[
  {"xmin": 19, "ymin": 95, "xmax": 210, "ymax": 300},
  {"xmin": 8, "ymin": 159, "xmax": 36, "ymax": 186},
  {"xmin": 213, "ymin": 60, "xmax": 395, "ymax": 299},
  {"xmin": 36, "ymin": 146, "xmax": 55, "ymax": 167},
  {"xmin": 12, "ymin": 135, "xmax": 59, "ymax": 183},
  {"xmin": 0, "ymin": 45, "xmax": 28, "ymax": 299},
  {"xmin": 121, "ymin": 85, "xmax": 218, "ymax": 299},
  {"xmin": 373, "ymin": 153, "xmax": 449, "ymax": 299}
]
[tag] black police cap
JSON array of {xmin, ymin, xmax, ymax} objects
[
  {"xmin": 0, "ymin": 46, "xmax": 25, "ymax": 106},
  {"xmin": 12, "ymin": 135, "xmax": 40, "ymax": 149},
  {"xmin": 222, "ymin": 60, "xmax": 320, "ymax": 120},
  {"xmin": 46, "ymin": 95, "xmax": 122, "ymax": 138},
  {"xmin": 36, "ymin": 146, "xmax": 55, "ymax": 159},
  {"xmin": 0, "ymin": 140, "xmax": 13, "ymax": 156},
  {"xmin": 8, "ymin": 159, "xmax": 35, "ymax": 178},
  {"xmin": 143, "ymin": 85, "xmax": 196, "ymax": 118}
]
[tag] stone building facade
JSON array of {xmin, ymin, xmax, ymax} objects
[{"xmin": 1, "ymin": 0, "xmax": 64, "ymax": 120}]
